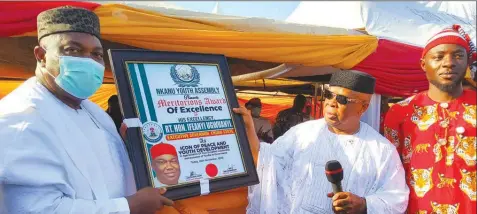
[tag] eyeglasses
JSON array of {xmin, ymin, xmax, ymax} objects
[{"xmin": 323, "ymin": 89, "xmax": 365, "ymax": 105}]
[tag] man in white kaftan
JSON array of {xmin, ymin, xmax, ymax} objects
[
  {"xmin": 0, "ymin": 78, "xmax": 136, "ymax": 213},
  {"xmin": 0, "ymin": 6, "xmax": 172, "ymax": 214},
  {"xmin": 247, "ymin": 119, "xmax": 409, "ymax": 214},
  {"xmin": 244, "ymin": 70, "xmax": 410, "ymax": 214}
]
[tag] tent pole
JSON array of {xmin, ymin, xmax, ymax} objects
[
  {"xmin": 319, "ymin": 83, "xmax": 325, "ymax": 118},
  {"xmin": 313, "ymin": 82, "xmax": 318, "ymax": 119}
]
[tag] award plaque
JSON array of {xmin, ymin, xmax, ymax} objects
[{"xmin": 108, "ymin": 49, "xmax": 258, "ymax": 200}]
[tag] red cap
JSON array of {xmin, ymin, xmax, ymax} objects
[
  {"xmin": 422, "ymin": 25, "xmax": 470, "ymax": 58},
  {"xmin": 150, "ymin": 143, "xmax": 178, "ymax": 159},
  {"xmin": 423, "ymin": 25, "xmax": 477, "ymax": 79}
]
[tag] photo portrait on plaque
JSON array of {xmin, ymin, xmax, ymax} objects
[{"xmin": 108, "ymin": 50, "xmax": 258, "ymax": 200}]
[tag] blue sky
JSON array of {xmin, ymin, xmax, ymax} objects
[{"xmin": 168, "ymin": 1, "xmax": 299, "ymax": 20}]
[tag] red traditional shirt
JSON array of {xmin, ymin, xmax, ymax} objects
[{"xmin": 384, "ymin": 90, "xmax": 476, "ymax": 214}]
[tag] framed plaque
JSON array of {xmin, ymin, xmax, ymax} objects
[{"xmin": 108, "ymin": 49, "xmax": 258, "ymax": 200}]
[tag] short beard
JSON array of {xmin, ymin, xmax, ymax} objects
[{"xmin": 430, "ymin": 75, "xmax": 464, "ymax": 93}]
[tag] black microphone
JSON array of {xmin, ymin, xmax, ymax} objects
[{"xmin": 325, "ymin": 160, "xmax": 343, "ymax": 193}]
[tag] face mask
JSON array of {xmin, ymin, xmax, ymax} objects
[
  {"xmin": 46, "ymin": 55, "xmax": 105, "ymax": 99},
  {"xmin": 251, "ymin": 107, "xmax": 261, "ymax": 117}
]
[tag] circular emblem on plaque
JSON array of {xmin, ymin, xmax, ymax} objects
[
  {"xmin": 176, "ymin": 64, "xmax": 194, "ymax": 82},
  {"xmin": 142, "ymin": 121, "xmax": 163, "ymax": 144},
  {"xmin": 170, "ymin": 64, "xmax": 200, "ymax": 87},
  {"xmin": 205, "ymin": 163, "xmax": 218, "ymax": 178}
]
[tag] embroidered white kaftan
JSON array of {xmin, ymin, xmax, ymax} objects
[
  {"xmin": 247, "ymin": 119, "xmax": 409, "ymax": 214},
  {"xmin": 0, "ymin": 78, "xmax": 136, "ymax": 214}
]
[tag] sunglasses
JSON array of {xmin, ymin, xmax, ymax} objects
[{"xmin": 323, "ymin": 89, "xmax": 365, "ymax": 105}]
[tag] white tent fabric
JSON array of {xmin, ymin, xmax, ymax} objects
[
  {"xmin": 420, "ymin": 1, "xmax": 476, "ymax": 23},
  {"xmin": 362, "ymin": 1, "xmax": 476, "ymax": 47},
  {"xmin": 212, "ymin": 1, "xmax": 223, "ymax": 15},
  {"xmin": 286, "ymin": 1, "xmax": 365, "ymax": 29},
  {"xmin": 95, "ymin": 1, "xmax": 362, "ymax": 36},
  {"xmin": 99, "ymin": 1, "xmax": 184, "ymax": 10},
  {"xmin": 287, "ymin": 1, "xmax": 476, "ymax": 47},
  {"xmin": 361, "ymin": 93, "xmax": 381, "ymax": 132}
]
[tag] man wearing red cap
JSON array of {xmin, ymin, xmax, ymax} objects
[
  {"xmin": 150, "ymin": 143, "xmax": 181, "ymax": 186},
  {"xmin": 384, "ymin": 24, "xmax": 476, "ymax": 213}
]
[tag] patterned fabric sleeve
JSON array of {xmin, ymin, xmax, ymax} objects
[{"xmin": 383, "ymin": 104, "xmax": 405, "ymax": 156}]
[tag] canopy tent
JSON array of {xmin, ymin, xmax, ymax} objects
[
  {"xmin": 287, "ymin": 1, "xmax": 365, "ymax": 29},
  {"xmin": 2, "ymin": 1, "xmax": 475, "ymax": 99},
  {"xmin": 0, "ymin": 0, "xmax": 378, "ymax": 126},
  {"xmin": 236, "ymin": 39, "xmax": 431, "ymax": 97},
  {"xmin": 285, "ymin": 1, "xmax": 476, "ymax": 96},
  {"xmin": 0, "ymin": 2, "xmax": 407, "ymax": 214},
  {"xmin": 96, "ymin": 1, "xmax": 364, "ymax": 36},
  {"xmin": 361, "ymin": 1, "xmax": 476, "ymax": 47},
  {"xmin": 287, "ymin": 1, "xmax": 476, "ymax": 46},
  {"xmin": 0, "ymin": 1, "xmax": 379, "ymax": 102},
  {"xmin": 0, "ymin": 1, "xmax": 375, "ymax": 66},
  {"xmin": 422, "ymin": 1, "xmax": 476, "ymax": 23}
]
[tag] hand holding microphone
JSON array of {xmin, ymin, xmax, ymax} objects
[
  {"xmin": 325, "ymin": 160, "xmax": 344, "ymax": 193},
  {"xmin": 325, "ymin": 160, "xmax": 367, "ymax": 214}
]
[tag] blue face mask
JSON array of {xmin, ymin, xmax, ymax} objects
[{"xmin": 47, "ymin": 56, "xmax": 105, "ymax": 99}]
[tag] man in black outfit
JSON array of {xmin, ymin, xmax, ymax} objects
[
  {"xmin": 106, "ymin": 95, "xmax": 123, "ymax": 133},
  {"xmin": 272, "ymin": 94, "xmax": 309, "ymax": 139}
]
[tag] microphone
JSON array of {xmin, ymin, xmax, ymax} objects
[{"xmin": 325, "ymin": 160, "xmax": 343, "ymax": 193}]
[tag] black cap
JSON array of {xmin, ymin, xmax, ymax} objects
[
  {"xmin": 329, "ymin": 70, "xmax": 376, "ymax": 94},
  {"xmin": 325, "ymin": 160, "xmax": 343, "ymax": 184},
  {"xmin": 37, "ymin": 6, "xmax": 101, "ymax": 41}
]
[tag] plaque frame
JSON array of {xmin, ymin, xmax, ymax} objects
[{"xmin": 108, "ymin": 49, "xmax": 259, "ymax": 200}]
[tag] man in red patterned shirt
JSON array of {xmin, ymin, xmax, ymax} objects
[{"xmin": 384, "ymin": 25, "xmax": 476, "ymax": 214}]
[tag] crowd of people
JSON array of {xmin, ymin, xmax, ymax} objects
[
  {"xmin": 244, "ymin": 94, "xmax": 312, "ymax": 144},
  {"xmin": 0, "ymin": 5, "xmax": 475, "ymax": 214}
]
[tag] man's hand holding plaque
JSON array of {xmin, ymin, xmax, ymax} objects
[{"xmin": 126, "ymin": 187, "xmax": 174, "ymax": 214}]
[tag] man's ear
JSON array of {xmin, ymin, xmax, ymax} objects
[
  {"xmin": 360, "ymin": 103, "xmax": 370, "ymax": 115},
  {"xmin": 34, "ymin": 45, "xmax": 46, "ymax": 67},
  {"xmin": 420, "ymin": 58, "xmax": 426, "ymax": 72}
]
